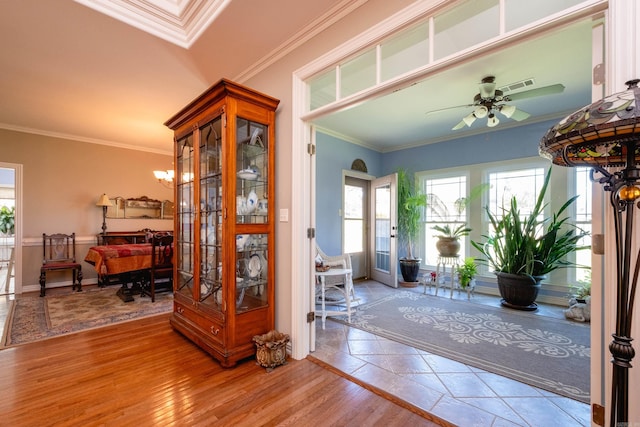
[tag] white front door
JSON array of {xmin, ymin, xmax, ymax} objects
[
  {"xmin": 369, "ymin": 173, "xmax": 397, "ymax": 287},
  {"xmin": 343, "ymin": 176, "xmax": 368, "ymax": 279}
]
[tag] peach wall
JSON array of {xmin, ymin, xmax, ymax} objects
[{"xmin": 0, "ymin": 128, "xmax": 173, "ymax": 291}]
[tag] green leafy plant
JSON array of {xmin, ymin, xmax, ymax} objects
[
  {"xmin": 428, "ymin": 183, "xmax": 488, "ymax": 238},
  {"xmin": 397, "ymin": 168, "xmax": 427, "ymax": 260},
  {"xmin": 471, "ymin": 168, "xmax": 589, "ymax": 278},
  {"xmin": 0, "ymin": 206, "xmax": 15, "ymax": 235},
  {"xmin": 432, "ymin": 223, "xmax": 471, "ymax": 239},
  {"xmin": 570, "ymin": 271, "xmax": 591, "ymax": 301},
  {"xmin": 458, "ymin": 257, "xmax": 477, "ymax": 288}
]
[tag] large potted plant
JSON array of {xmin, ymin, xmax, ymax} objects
[
  {"xmin": 397, "ymin": 168, "xmax": 427, "ymax": 283},
  {"xmin": 471, "ymin": 169, "xmax": 589, "ymax": 310}
]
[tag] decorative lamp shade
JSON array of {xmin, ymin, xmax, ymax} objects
[
  {"xmin": 463, "ymin": 112, "xmax": 477, "ymax": 126},
  {"xmin": 96, "ymin": 193, "xmax": 113, "ymax": 207},
  {"xmin": 474, "ymin": 105, "xmax": 488, "ymax": 118},
  {"xmin": 539, "ymin": 79, "xmax": 640, "ymax": 169},
  {"xmin": 500, "ymin": 104, "xmax": 516, "ymax": 118},
  {"xmin": 487, "ymin": 113, "xmax": 499, "ymax": 128}
]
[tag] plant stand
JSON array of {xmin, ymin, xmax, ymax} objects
[{"xmin": 435, "ymin": 255, "xmax": 459, "ymax": 298}]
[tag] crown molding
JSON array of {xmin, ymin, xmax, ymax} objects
[{"xmin": 74, "ymin": 0, "xmax": 231, "ymax": 48}]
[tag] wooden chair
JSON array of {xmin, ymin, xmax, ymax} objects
[
  {"xmin": 141, "ymin": 233, "xmax": 173, "ymax": 302},
  {"xmin": 40, "ymin": 233, "xmax": 82, "ymax": 297}
]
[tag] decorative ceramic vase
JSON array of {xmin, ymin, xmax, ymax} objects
[
  {"xmin": 436, "ymin": 237, "xmax": 461, "ymax": 257},
  {"xmin": 495, "ymin": 271, "xmax": 544, "ymax": 311},
  {"xmin": 253, "ymin": 330, "xmax": 290, "ymax": 370}
]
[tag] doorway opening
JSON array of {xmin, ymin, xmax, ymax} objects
[{"xmin": 0, "ymin": 165, "xmax": 17, "ymax": 295}]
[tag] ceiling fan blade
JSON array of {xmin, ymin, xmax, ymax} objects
[
  {"xmin": 509, "ymin": 108, "xmax": 531, "ymax": 121},
  {"xmin": 425, "ymin": 103, "xmax": 474, "ymax": 115},
  {"xmin": 452, "ymin": 119, "xmax": 467, "ymax": 130},
  {"xmin": 506, "ymin": 84, "xmax": 565, "ymax": 101}
]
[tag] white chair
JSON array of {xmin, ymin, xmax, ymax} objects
[
  {"xmin": 315, "ymin": 245, "xmax": 354, "ymax": 292},
  {"xmin": 314, "ymin": 246, "xmax": 358, "ymax": 328}
]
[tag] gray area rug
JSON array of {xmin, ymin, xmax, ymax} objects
[{"xmin": 336, "ymin": 291, "xmax": 590, "ymax": 403}]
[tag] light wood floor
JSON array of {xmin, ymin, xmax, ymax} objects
[{"xmin": 0, "ymin": 311, "xmax": 446, "ymax": 427}]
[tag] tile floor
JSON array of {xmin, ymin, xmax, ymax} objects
[{"xmin": 312, "ymin": 280, "xmax": 591, "ymax": 427}]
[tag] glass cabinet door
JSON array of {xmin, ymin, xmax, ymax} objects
[
  {"xmin": 235, "ymin": 233, "xmax": 268, "ymax": 312},
  {"xmin": 199, "ymin": 117, "xmax": 224, "ymax": 310},
  {"xmin": 235, "ymin": 118, "xmax": 268, "ymax": 225},
  {"xmin": 176, "ymin": 134, "xmax": 195, "ymax": 300}
]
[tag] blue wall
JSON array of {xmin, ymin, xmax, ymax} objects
[
  {"xmin": 315, "ymin": 132, "xmax": 382, "ymax": 255},
  {"xmin": 316, "ymin": 119, "xmax": 558, "ymax": 256},
  {"xmin": 381, "ymin": 119, "xmax": 557, "ymax": 175}
]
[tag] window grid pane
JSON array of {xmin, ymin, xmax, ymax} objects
[
  {"xmin": 489, "ymin": 168, "xmax": 545, "ymax": 219},
  {"xmin": 423, "ymin": 175, "xmax": 466, "ymax": 266},
  {"xmin": 574, "ymin": 166, "xmax": 592, "ymax": 283}
]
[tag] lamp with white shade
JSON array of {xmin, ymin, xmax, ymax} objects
[{"xmin": 96, "ymin": 193, "xmax": 113, "ymax": 235}]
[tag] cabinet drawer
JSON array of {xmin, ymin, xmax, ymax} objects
[{"xmin": 174, "ymin": 301, "xmax": 225, "ymax": 345}]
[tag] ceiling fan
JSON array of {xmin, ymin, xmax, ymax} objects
[{"xmin": 427, "ymin": 76, "xmax": 565, "ymax": 130}]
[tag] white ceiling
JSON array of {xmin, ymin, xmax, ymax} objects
[
  {"xmin": 0, "ymin": 1, "xmax": 595, "ymax": 155},
  {"xmin": 0, "ymin": 0, "xmax": 353, "ymax": 155}
]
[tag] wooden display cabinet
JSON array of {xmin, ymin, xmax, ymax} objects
[{"xmin": 164, "ymin": 79, "xmax": 279, "ymax": 367}]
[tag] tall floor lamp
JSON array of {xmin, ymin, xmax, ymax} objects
[
  {"xmin": 96, "ymin": 193, "xmax": 113, "ymax": 235},
  {"xmin": 540, "ymin": 79, "xmax": 640, "ymax": 426}
]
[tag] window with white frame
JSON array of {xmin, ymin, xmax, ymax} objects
[
  {"xmin": 422, "ymin": 174, "xmax": 467, "ymax": 266},
  {"xmin": 574, "ymin": 167, "xmax": 592, "ymax": 284},
  {"xmin": 488, "ymin": 167, "xmax": 546, "ymax": 219},
  {"xmin": 419, "ymin": 161, "xmax": 589, "ymax": 288}
]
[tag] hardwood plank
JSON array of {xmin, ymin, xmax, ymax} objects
[{"xmin": 0, "ymin": 313, "xmax": 444, "ymax": 426}]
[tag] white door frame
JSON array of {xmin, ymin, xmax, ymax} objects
[
  {"xmin": 0, "ymin": 162, "xmax": 22, "ymax": 294},
  {"xmin": 289, "ymin": 9, "xmax": 633, "ymax": 415}
]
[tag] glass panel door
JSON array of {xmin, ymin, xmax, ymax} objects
[
  {"xmin": 235, "ymin": 117, "xmax": 270, "ymax": 311},
  {"xmin": 370, "ymin": 174, "xmax": 397, "ymax": 287},
  {"xmin": 236, "ymin": 118, "xmax": 268, "ymax": 225},
  {"xmin": 176, "ymin": 134, "xmax": 195, "ymax": 299},
  {"xmin": 199, "ymin": 117, "xmax": 223, "ymax": 309}
]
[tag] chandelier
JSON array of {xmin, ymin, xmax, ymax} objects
[{"xmin": 153, "ymin": 170, "xmax": 174, "ymax": 188}]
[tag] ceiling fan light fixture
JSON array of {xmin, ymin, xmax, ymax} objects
[
  {"xmin": 474, "ymin": 105, "xmax": 488, "ymax": 118},
  {"xmin": 463, "ymin": 112, "xmax": 476, "ymax": 126},
  {"xmin": 487, "ymin": 113, "xmax": 499, "ymax": 127},
  {"xmin": 500, "ymin": 104, "xmax": 516, "ymax": 118}
]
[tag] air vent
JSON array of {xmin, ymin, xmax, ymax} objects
[{"xmin": 499, "ymin": 78, "xmax": 535, "ymax": 93}]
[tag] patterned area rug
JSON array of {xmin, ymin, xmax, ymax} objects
[
  {"xmin": 1, "ymin": 287, "xmax": 172, "ymax": 347},
  {"xmin": 335, "ymin": 291, "xmax": 590, "ymax": 403}
]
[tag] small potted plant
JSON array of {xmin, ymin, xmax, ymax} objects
[
  {"xmin": 432, "ymin": 224, "xmax": 471, "ymax": 257},
  {"xmin": 458, "ymin": 257, "xmax": 477, "ymax": 289},
  {"xmin": 472, "ymin": 168, "xmax": 590, "ymax": 310},
  {"xmin": 397, "ymin": 168, "xmax": 427, "ymax": 283}
]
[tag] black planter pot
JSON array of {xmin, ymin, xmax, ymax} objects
[
  {"xmin": 495, "ymin": 271, "xmax": 544, "ymax": 311},
  {"xmin": 399, "ymin": 258, "xmax": 421, "ymax": 283}
]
